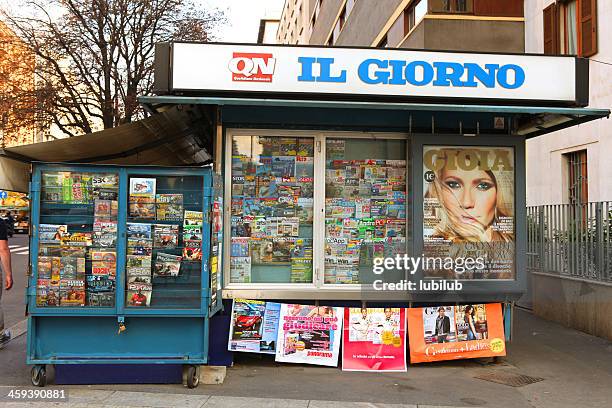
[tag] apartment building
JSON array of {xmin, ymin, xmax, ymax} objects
[
  {"xmin": 276, "ymin": 0, "xmax": 314, "ymax": 44},
  {"xmin": 525, "ymin": 0, "xmax": 610, "ymax": 205},
  {"xmin": 280, "ymin": 0, "xmax": 523, "ymax": 53}
]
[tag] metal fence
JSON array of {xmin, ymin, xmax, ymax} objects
[{"xmin": 527, "ymin": 202, "xmax": 612, "ymax": 282}]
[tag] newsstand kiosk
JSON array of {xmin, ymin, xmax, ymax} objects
[
  {"xmin": 26, "ymin": 163, "xmax": 223, "ymax": 388},
  {"xmin": 141, "ymin": 42, "xmax": 609, "ymax": 358}
]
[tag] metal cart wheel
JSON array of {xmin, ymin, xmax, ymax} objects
[
  {"xmin": 31, "ymin": 365, "xmax": 46, "ymax": 387},
  {"xmin": 185, "ymin": 365, "xmax": 199, "ymax": 389}
]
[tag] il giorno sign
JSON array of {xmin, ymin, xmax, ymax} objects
[{"xmin": 160, "ymin": 43, "xmax": 586, "ymax": 106}]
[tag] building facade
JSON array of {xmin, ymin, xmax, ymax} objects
[
  {"xmin": 279, "ymin": 0, "xmax": 524, "ymax": 53},
  {"xmin": 525, "ymin": 0, "xmax": 610, "ymax": 205},
  {"xmin": 276, "ymin": 0, "xmax": 314, "ymax": 44}
]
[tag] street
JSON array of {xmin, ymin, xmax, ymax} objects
[{"xmin": 2, "ymin": 233, "xmax": 29, "ymax": 330}]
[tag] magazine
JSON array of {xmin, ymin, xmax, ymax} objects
[
  {"xmin": 228, "ymin": 299, "xmax": 281, "ymax": 354},
  {"xmin": 38, "ymin": 256, "xmax": 52, "ymax": 279},
  {"xmin": 129, "ymin": 202, "xmax": 156, "ymax": 219},
  {"xmin": 93, "ymin": 220, "xmax": 117, "ymax": 247},
  {"xmin": 156, "ymin": 194, "xmax": 184, "ymax": 221},
  {"xmin": 126, "ymin": 254, "xmax": 152, "ymax": 275},
  {"xmin": 153, "ymin": 252, "xmax": 183, "ymax": 277},
  {"xmin": 87, "ymin": 292, "xmax": 115, "ymax": 307},
  {"xmin": 342, "ymin": 308, "xmax": 407, "ymax": 372},
  {"xmin": 91, "ymin": 250, "xmax": 116, "ymax": 276},
  {"xmin": 275, "ymin": 304, "xmax": 344, "ymax": 367},
  {"xmin": 183, "ymin": 240, "xmax": 202, "ymax": 261},
  {"xmin": 59, "ymin": 279, "xmax": 86, "ymax": 306},
  {"xmin": 61, "ymin": 232, "xmax": 93, "ymax": 247},
  {"xmin": 127, "ymin": 222, "xmax": 153, "ymax": 239},
  {"xmin": 129, "ymin": 177, "xmax": 156, "ymax": 198},
  {"xmin": 153, "ymin": 224, "xmax": 179, "ymax": 248},
  {"xmin": 59, "ymin": 256, "xmax": 85, "ymax": 279},
  {"xmin": 126, "ymin": 282, "xmax": 152, "ymax": 307},
  {"xmin": 94, "ymin": 199, "xmax": 118, "ymax": 218},
  {"xmin": 36, "ymin": 279, "xmax": 50, "ymax": 306},
  {"xmin": 230, "ymin": 256, "xmax": 251, "ymax": 283},
  {"xmin": 39, "ymin": 224, "xmax": 67, "ymax": 244},
  {"xmin": 86, "ymin": 274, "xmax": 115, "ymax": 293}
]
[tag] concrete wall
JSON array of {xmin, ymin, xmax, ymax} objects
[
  {"xmin": 533, "ymin": 272, "xmax": 612, "ymax": 341},
  {"xmin": 309, "ymin": 0, "xmax": 343, "ymax": 44},
  {"xmin": 525, "ymin": 0, "xmax": 612, "ymax": 206},
  {"xmin": 420, "ymin": 18, "xmax": 524, "ymax": 52},
  {"xmin": 336, "ymin": 0, "xmax": 404, "ymax": 46},
  {"xmin": 399, "ymin": 21, "xmax": 425, "ymax": 49}
]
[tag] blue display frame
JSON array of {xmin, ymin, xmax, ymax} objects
[{"xmin": 26, "ymin": 162, "xmax": 220, "ymax": 366}]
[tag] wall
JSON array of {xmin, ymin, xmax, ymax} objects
[
  {"xmin": 336, "ymin": 0, "xmax": 404, "ymax": 46},
  {"xmin": 533, "ymin": 273, "xmax": 612, "ymax": 341},
  {"xmin": 525, "ymin": 0, "xmax": 612, "ymax": 205},
  {"xmin": 308, "ymin": 0, "xmax": 344, "ymax": 44},
  {"xmin": 420, "ymin": 17, "xmax": 524, "ymax": 52}
]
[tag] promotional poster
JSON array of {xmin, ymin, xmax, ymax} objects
[
  {"xmin": 407, "ymin": 303, "xmax": 506, "ymax": 363},
  {"xmin": 422, "ymin": 146, "xmax": 515, "ymax": 280},
  {"xmin": 276, "ymin": 304, "xmax": 343, "ymax": 367},
  {"xmin": 228, "ymin": 299, "xmax": 281, "ymax": 354},
  {"xmin": 342, "ymin": 308, "xmax": 407, "ymax": 372}
]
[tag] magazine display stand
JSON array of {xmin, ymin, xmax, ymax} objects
[{"xmin": 26, "ymin": 163, "xmax": 223, "ymax": 388}]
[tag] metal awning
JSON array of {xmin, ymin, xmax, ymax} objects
[
  {"xmin": 0, "ymin": 107, "xmax": 214, "ymax": 192},
  {"xmin": 139, "ymin": 95, "xmax": 610, "ymax": 138}
]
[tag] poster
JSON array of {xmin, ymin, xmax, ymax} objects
[
  {"xmin": 407, "ymin": 303, "xmax": 506, "ymax": 363},
  {"xmin": 342, "ymin": 308, "xmax": 407, "ymax": 372},
  {"xmin": 228, "ymin": 299, "xmax": 281, "ymax": 354},
  {"xmin": 422, "ymin": 146, "xmax": 515, "ymax": 279},
  {"xmin": 275, "ymin": 304, "xmax": 343, "ymax": 367}
]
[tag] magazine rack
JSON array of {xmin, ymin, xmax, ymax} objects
[{"xmin": 26, "ymin": 163, "xmax": 224, "ymax": 388}]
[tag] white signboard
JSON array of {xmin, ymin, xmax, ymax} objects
[{"xmin": 170, "ymin": 43, "xmax": 579, "ymax": 104}]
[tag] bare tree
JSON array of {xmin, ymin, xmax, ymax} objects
[{"xmin": 2, "ymin": 0, "xmax": 225, "ymax": 137}]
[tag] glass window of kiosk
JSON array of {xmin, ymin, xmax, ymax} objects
[
  {"xmin": 126, "ymin": 174, "xmax": 204, "ymax": 308},
  {"xmin": 226, "ymin": 131, "xmax": 410, "ymax": 288},
  {"xmin": 324, "ymin": 137, "xmax": 409, "ymax": 285},
  {"xmin": 37, "ymin": 171, "xmax": 119, "ymax": 307},
  {"xmin": 228, "ymin": 135, "xmax": 315, "ymax": 284}
]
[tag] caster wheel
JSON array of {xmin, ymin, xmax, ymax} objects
[
  {"xmin": 186, "ymin": 365, "xmax": 199, "ymax": 389},
  {"xmin": 31, "ymin": 366, "xmax": 46, "ymax": 387}
]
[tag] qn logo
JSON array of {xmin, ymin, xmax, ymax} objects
[{"xmin": 229, "ymin": 52, "xmax": 276, "ymax": 82}]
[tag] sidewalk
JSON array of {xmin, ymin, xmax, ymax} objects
[
  {"xmin": 0, "ymin": 309, "xmax": 611, "ymax": 408},
  {"xmin": 0, "ymin": 389, "xmax": 470, "ymax": 408}
]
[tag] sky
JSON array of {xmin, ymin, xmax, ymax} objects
[
  {"xmin": 198, "ymin": 0, "xmax": 285, "ymax": 43},
  {"xmin": 0, "ymin": 0, "xmax": 285, "ymax": 44}
]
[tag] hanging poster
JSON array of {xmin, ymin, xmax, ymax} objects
[
  {"xmin": 228, "ymin": 299, "xmax": 281, "ymax": 354},
  {"xmin": 423, "ymin": 146, "xmax": 515, "ymax": 279},
  {"xmin": 407, "ymin": 303, "xmax": 506, "ymax": 363},
  {"xmin": 342, "ymin": 308, "xmax": 407, "ymax": 372},
  {"xmin": 275, "ymin": 304, "xmax": 343, "ymax": 367}
]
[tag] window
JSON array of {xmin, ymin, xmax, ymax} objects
[
  {"xmin": 324, "ymin": 139, "xmax": 408, "ymax": 284},
  {"xmin": 229, "ymin": 136, "xmax": 315, "ymax": 284},
  {"xmin": 433, "ymin": 0, "xmax": 472, "ymax": 13},
  {"xmin": 565, "ymin": 150, "xmax": 588, "ymax": 204},
  {"xmin": 37, "ymin": 171, "xmax": 120, "ymax": 308},
  {"xmin": 543, "ymin": 0, "xmax": 597, "ymax": 56},
  {"xmin": 226, "ymin": 132, "xmax": 411, "ymax": 287}
]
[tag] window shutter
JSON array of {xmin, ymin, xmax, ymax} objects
[
  {"xmin": 580, "ymin": 0, "xmax": 597, "ymax": 57},
  {"xmin": 543, "ymin": 3, "xmax": 559, "ymax": 54}
]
